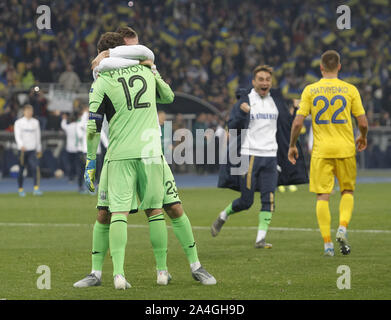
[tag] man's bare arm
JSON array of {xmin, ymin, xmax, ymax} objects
[
  {"xmin": 355, "ymin": 114, "xmax": 368, "ymax": 152},
  {"xmin": 288, "ymin": 115, "xmax": 305, "ymax": 165}
]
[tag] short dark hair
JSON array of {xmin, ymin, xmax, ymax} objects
[
  {"xmin": 97, "ymin": 32, "xmax": 125, "ymax": 52},
  {"xmin": 321, "ymin": 50, "xmax": 340, "ymax": 72},
  {"xmin": 253, "ymin": 65, "xmax": 273, "ymax": 79},
  {"xmin": 116, "ymin": 26, "xmax": 138, "ymax": 39}
]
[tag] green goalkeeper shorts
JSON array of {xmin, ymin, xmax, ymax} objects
[
  {"xmin": 97, "ymin": 157, "xmax": 138, "ymax": 213},
  {"xmin": 107, "ymin": 156, "xmax": 165, "ymax": 213},
  {"xmin": 97, "ymin": 156, "xmax": 181, "ymax": 212}
]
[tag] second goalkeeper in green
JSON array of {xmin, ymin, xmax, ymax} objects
[{"xmin": 83, "ymin": 32, "xmax": 215, "ymax": 289}]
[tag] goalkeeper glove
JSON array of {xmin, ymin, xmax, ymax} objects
[{"xmin": 84, "ymin": 158, "xmax": 96, "ymax": 192}]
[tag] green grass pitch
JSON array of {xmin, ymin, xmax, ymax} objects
[{"xmin": 0, "ymin": 183, "xmax": 390, "ymax": 300}]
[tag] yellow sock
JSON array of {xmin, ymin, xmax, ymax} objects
[
  {"xmin": 34, "ymin": 185, "xmax": 39, "ymax": 191},
  {"xmin": 339, "ymin": 193, "xmax": 354, "ymax": 228},
  {"xmin": 316, "ymin": 200, "xmax": 331, "ymax": 243},
  {"xmin": 18, "ymin": 188, "xmax": 24, "ymax": 192}
]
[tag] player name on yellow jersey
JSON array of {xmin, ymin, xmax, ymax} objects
[{"xmin": 309, "ymin": 86, "xmax": 348, "ymax": 95}]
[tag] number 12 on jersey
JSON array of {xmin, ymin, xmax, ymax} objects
[{"xmin": 118, "ymin": 75, "xmax": 151, "ymax": 110}]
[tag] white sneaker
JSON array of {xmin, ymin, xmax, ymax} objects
[
  {"xmin": 113, "ymin": 274, "xmax": 130, "ymax": 290},
  {"xmin": 73, "ymin": 273, "xmax": 101, "ymax": 288},
  {"xmin": 255, "ymin": 239, "xmax": 272, "ymax": 249},
  {"xmin": 211, "ymin": 216, "xmax": 225, "ymax": 237},
  {"xmin": 156, "ymin": 270, "xmax": 172, "ymax": 285},
  {"xmin": 192, "ymin": 266, "xmax": 217, "ymax": 285}
]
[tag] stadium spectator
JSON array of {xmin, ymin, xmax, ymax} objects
[
  {"xmin": 28, "ymin": 86, "xmax": 48, "ymax": 130},
  {"xmin": 0, "ymin": 0, "xmax": 390, "ymax": 173},
  {"xmin": 61, "ymin": 112, "xmax": 83, "ymax": 190},
  {"xmin": 58, "ymin": 63, "xmax": 81, "ymax": 91},
  {"xmin": 0, "ymin": 0, "xmax": 389, "ymax": 118},
  {"xmin": 13, "ymin": 104, "xmax": 43, "ymax": 197}
]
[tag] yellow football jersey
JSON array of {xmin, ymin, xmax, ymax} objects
[{"xmin": 297, "ymin": 78, "xmax": 365, "ymax": 158}]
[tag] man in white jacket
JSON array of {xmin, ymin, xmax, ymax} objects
[{"xmin": 14, "ymin": 104, "xmax": 43, "ymax": 197}]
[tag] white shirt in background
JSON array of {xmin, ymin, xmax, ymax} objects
[
  {"xmin": 61, "ymin": 119, "xmax": 79, "ymax": 153},
  {"xmin": 76, "ymin": 111, "xmax": 108, "ymax": 155},
  {"xmin": 241, "ymin": 89, "xmax": 279, "ymax": 157},
  {"xmin": 14, "ymin": 117, "xmax": 42, "ymax": 152}
]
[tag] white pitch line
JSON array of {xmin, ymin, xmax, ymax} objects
[{"xmin": 0, "ymin": 222, "xmax": 390, "ymax": 234}]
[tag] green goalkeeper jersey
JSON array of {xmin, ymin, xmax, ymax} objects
[{"xmin": 87, "ymin": 65, "xmax": 171, "ymax": 161}]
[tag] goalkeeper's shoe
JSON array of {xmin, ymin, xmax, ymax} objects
[
  {"xmin": 113, "ymin": 274, "xmax": 131, "ymax": 290},
  {"xmin": 255, "ymin": 239, "xmax": 273, "ymax": 249},
  {"xmin": 192, "ymin": 266, "xmax": 216, "ymax": 285},
  {"xmin": 336, "ymin": 229, "xmax": 351, "ymax": 255},
  {"xmin": 18, "ymin": 190, "xmax": 26, "ymax": 197},
  {"xmin": 84, "ymin": 158, "xmax": 96, "ymax": 192},
  {"xmin": 73, "ymin": 273, "xmax": 101, "ymax": 288},
  {"xmin": 211, "ymin": 215, "xmax": 225, "ymax": 237},
  {"xmin": 156, "ymin": 270, "xmax": 172, "ymax": 285}
]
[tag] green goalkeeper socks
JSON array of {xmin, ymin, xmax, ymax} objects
[
  {"xmin": 170, "ymin": 212, "xmax": 199, "ymax": 265},
  {"xmin": 148, "ymin": 213, "xmax": 168, "ymax": 271},
  {"xmin": 224, "ymin": 203, "xmax": 235, "ymax": 215},
  {"xmin": 91, "ymin": 221, "xmax": 110, "ymax": 272},
  {"xmin": 258, "ymin": 211, "xmax": 272, "ymax": 231},
  {"xmin": 109, "ymin": 214, "xmax": 128, "ymax": 277}
]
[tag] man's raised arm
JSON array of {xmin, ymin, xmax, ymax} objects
[{"xmin": 109, "ymin": 45, "xmax": 155, "ymax": 62}]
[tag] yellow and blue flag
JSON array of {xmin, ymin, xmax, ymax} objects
[
  {"xmin": 40, "ymin": 29, "xmax": 55, "ymax": 42},
  {"xmin": 250, "ymin": 31, "xmax": 265, "ymax": 50},
  {"xmin": 305, "ymin": 71, "xmax": 318, "ymax": 83},
  {"xmin": 190, "ymin": 19, "xmax": 202, "ymax": 32},
  {"xmin": 273, "ymin": 66, "xmax": 283, "ymax": 78},
  {"xmin": 321, "ymin": 31, "xmax": 336, "ymax": 45},
  {"xmin": 280, "ymin": 79, "xmax": 289, "ymax": 96},
  {"xmin": 211, "ymin": 56, "xmax": 222, "ymax": 74},
  {"xmin": 348, "ymin": 45, "xmax": 367, "ymax": 58},
  {"xmin": 340, "ymin": 72, "xmax": 363, "ymax": 85},
  {"xmin": 184, "ymin": 30, "xmax": 201, "ymax": 46},
  {"xmin": 116, "ymin": 3, "xmax": 129, "ymax": 15},
  {"xmin": 227, "ymin": 73, "xmax": 239, "ymax": 98},
  {"xmin": 371, "ymin": 14, "xmax": 388, "ymax": 26},
  {"xmin": 21, "ymin": 24, "xmax": 37, "ymax": 40},
  {"xmin": 160, "ymin": 29, "xmax": 178, "ymax": 46},
  {"xmin": 311, "ymin": 56, "xmax": 321, "ymax": 68},
  {"xmin": 283, "ymin": 58, "xmax": 296, "ymax": 70},
  {"xmin": 215, "ymin": 36, "xmax": 227, "ymax": 50},
  {"xmin": 84, "ymin": 27, "xmax": 99, "ymax": 44},
  {"xmin": 268, "ymin": 17, "xmax": 284, "ymax": 30}
]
